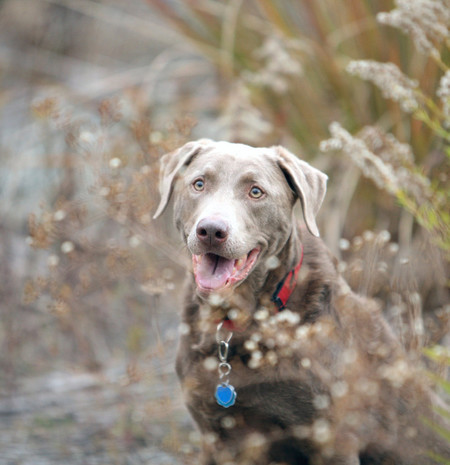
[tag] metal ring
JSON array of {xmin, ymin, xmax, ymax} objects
[
  {"xmin": 216, "ymin": 321, "xmax": 233, "ymax": 344},
  {"xmin": 218, "ymin": 340, "xmax": 229, "ymax": 363},
  {"xmin": 218, "ymin": 362, "xmax": 231, "ymax": 378}
]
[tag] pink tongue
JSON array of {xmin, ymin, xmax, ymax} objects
[{"xmin": 195, "ymin": 254, "xmax": 235, "ymax": 290}]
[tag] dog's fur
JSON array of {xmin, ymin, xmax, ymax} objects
[{"xmin": 154, "ymin": 140, "xmax": 449, "ymax": 465}]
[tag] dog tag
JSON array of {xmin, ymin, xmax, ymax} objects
[{"xmin": 215, "ymin": 383, "xmax": 237, "ymax": 408}]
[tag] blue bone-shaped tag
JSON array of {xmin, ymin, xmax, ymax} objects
[{"xmin": 215, "ymin": 383, "xmax": 237, "ymax": 408}]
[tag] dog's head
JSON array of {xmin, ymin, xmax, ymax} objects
[{"xmin": 154, "ymin": 139, "xmax": 327, "ymax": 298}]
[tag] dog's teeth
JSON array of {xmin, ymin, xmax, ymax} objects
[
  {"xmin": 193, "ymin": 255, "xmax": 203, "ymax": 267},
  {"xmin": 235, "ymin": 257, "xmax": 246, "ymax": 270}
]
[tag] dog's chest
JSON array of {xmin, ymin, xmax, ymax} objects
[
  {"xmin": 176, "ymin": 336, "xmax": 242, "ymax": 409},
  {"xmin": 176, "ymin": 335, "xmax": 317, "ymax": 432}
]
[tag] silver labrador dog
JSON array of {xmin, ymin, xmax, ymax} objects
[{"xmin": 154, "ymin": 139, "xmax": 448, "ymax": 465}]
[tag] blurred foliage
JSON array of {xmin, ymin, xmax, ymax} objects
[
  {"xmin": 0, "ymin": 0, "xmax": 448, "ymax": 461},
  {"xmin": 147, "ymin": 0, "xmax": 441, "ymax": 150},
  {"xmin": 424, "ymin": 346, "xmax": 450, "ymax": 465},
  {"xmin": 22, "ymin": 94, "xmax": 196, "ymax": 371}
]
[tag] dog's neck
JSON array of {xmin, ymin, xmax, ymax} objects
[{"xmin": 260, "ymin": 224, "xmax": 303, "ymax": 302}]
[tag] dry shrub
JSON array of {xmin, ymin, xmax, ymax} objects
[
  {"xmin": 1, "ymin": 0, "xmax": 447, "ymax": 462},
  {"xmin": 21, "ymin": 94, "xmax": 196, "ymax": 373}
]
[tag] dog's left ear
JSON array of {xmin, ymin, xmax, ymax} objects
[
  {"xmin": 153, "ymin": 139, "xmax": 212, "ymax": 219},
  {"xmin": 274, "ymin": 146, "xmax": 328, "ymax": 237}
]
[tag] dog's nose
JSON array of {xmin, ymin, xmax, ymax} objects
[{"xmin": 196, "ymin": 218, "xmax": 229, "ymax": 246}]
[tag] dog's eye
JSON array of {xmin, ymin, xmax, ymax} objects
[
  {"xmin": 193, "ymin": 179, "xmax": 205, "ymax": 191},
  {"xmin": 249, "ymin": 186, "xmax": 264, "ymax": 199}
]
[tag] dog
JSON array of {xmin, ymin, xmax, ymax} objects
[{"xmin": 153, "ymin": 139, "xmax": 448, "ymax": 465}]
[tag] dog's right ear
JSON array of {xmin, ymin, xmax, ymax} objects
[{"xmin": 153, "ymin": 139, "xmax": 211, "ymax": 219}]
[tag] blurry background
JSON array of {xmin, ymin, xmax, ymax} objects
[{"xmin": 0, "ymin": 1, "xmax": 448, "ymax": 464}]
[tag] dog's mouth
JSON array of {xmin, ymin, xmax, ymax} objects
[{"xmin": 192, "ymin": 248, "xmax": 260, "ymax": 294}]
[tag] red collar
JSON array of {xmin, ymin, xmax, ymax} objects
[
  {"xmin": 221, "ymin": 246, "xmax": 304, "ymax": 331},
  {"xmin": 271, "ymin": 245, "xmax": 304, "ymax": 311}
]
